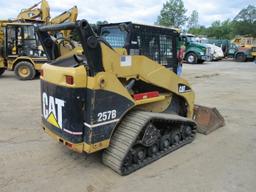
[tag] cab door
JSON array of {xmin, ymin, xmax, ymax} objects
[{"xmin": 5, "ymin": 25, "xmax": 19, "ymax": 56}]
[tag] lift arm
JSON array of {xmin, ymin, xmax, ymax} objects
[
  {"xmin": 49, "ymin": 6, "xmax": 78, "ymax": 38},
  {"xmin": 17, "ymin": 0, "xmax": 50, "ymax": 23},
  {"xmin": 50, "ymin": 6, "xmax": 78, "ymax": 24}
]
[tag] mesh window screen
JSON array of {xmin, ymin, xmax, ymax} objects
[
  {"xmin": 99, "ymin": 23, "xmax": 178, "ymax": 72},
  {"xmin": 134, "ymin": 25, "xmax": 175, "ymax": 67},
  {"xmin": 101, "ymin": 26, "xmax": 127, "ymax": 48},
  {"xmin": 159, "ymin": 35, "xmax": 173, "ymax": 66}
]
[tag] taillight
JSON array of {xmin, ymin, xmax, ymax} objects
[
  {"xmin": 66, "ymin": 75, "xmax": 74, "ymax": 85},
  {"xmin": 65, "ymin": 142, "xmax": 72, "ymax": 148}
]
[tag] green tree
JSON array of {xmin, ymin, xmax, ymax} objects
[
  {"xmin": 232, "ymin": 21, "xmax": 256, "ymax": 36},
  {"xmin": 206, "ymin": 20, "xmax": 233, "ymax": 39},
  {"xmin": 207, "ymin": 21, "xmax": 223, "ymax": 38},
  {"xmin": 233, "ymin": 5, "xmax": 256, "ymax": 36},
  {"xmin": 187, "ymin": 5, "xmax": 256, "ymax": 39},
  {"xmin": 156, "ymin": 0, "xmax": 187, "ymax": 28},
  {"xmin": 220, "ymin": 20, "xmax": 234, "ymax": 39},
  {"xmin": 188, "ymin": 20, "xmax": 234, "ymax": 39},
  {"xmin": 187, "ymin": 10, "xmax": 199, "ymax": 29},
  {"xmin": 188, "ymin": 26, "xmax": 207, "ymax": 36}
]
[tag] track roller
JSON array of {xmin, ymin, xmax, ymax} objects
[{"xmin": 102, "ymin": 110, "xmax": 197, "ymax": 175}]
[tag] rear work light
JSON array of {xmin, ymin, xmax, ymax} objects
[{"xmin": 66, "ymin": 75, "xmax": 74, "ymax": 85}]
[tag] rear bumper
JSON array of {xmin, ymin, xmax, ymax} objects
[
  {"xmin": 42, "ymin": 118, "xmax": 83, "ymax": 144},
  {"xmin": 42, "ymin": 123, "xmax": 110, "ymax": 154},
  {"xmin": 43, "ymin": 124, "xmax": 84, "ymax": 153}
]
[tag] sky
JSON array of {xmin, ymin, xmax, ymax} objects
[{"xmin": 0, "ymin": 0, "xmax": 255, "ymax": 26}]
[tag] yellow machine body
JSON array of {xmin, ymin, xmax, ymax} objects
[{"xmin": 37, "ymin": 20, "xmax": 224, "ymax": 175}]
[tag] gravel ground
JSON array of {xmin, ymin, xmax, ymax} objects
[{"xmin": 0, "ymin": 60, "xmax": 256, "ymax": 192}]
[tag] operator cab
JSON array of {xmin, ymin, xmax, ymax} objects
[
  {"xmin": 4, "ymin": 23, "xmax": 46, "ymax": 58},
  {"xmin": 37, "ymin": 21, "xmax": 180, "ymax": 74},
  {"xmin": 99, "ymin": 22, "xmax": 179, "ymax": 72},
  {"xmin": 180, "ymin": 34, "xmax": 196, "ymax": 44}
]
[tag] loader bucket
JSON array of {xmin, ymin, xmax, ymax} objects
[{"xmin": 193, "ymin": 105, "xmax": 225, "ymax": 135}]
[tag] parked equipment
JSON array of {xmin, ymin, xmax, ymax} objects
[
  {"xmin": 180, "ymin": 34, "xmax": 212, "ymax": 64},
  {"xmin": 232, "ymin": 36, "xmax": 256, "ymax": 61},
  {"xmin": 0, "ymin": 2, "xmax": 78, "ymax": 79},
  {"xmin": 0, "ymin": 0, "xmax": 50, "ymax": 79},
  {"xmin": 208, "ymin": 38, "xmax": 256, "ymax": 62},
  {"xmin": 0, "ymin": 21, "xmax": 47, "ymax": 79},
  {"xmin": 195, "ymin": 37, "xmax": 224, "ymax": 61},
  {"xmin": 232, "ymin": 36, "xmax": 256, "ymax": 48},
  {"xmin": 17, "ymin": 0, "xmax": 50, "ymax": 23},
  {"xmin": 37, "ymin": 20, "xmax": 224, "ymax": 175},
  {"xmin": 234, "ymin": 46, "xmax": 255, "ymax": 62}
]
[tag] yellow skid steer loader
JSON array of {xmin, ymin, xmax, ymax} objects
[{"xmin": 36, "ymin": 20, "xmax": 224, "ymax": 175}]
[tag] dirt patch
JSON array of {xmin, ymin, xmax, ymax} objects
[{"xmin": 195, "ymin": 73, "xmax": 220, "ymax": 79}]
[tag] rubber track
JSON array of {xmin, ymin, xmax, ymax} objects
[{"xmin": 102, "ymin": 111, "xmax": 197, "ymax": 175}]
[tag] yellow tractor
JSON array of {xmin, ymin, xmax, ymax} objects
[
  {"xmin": 36, "ymin": 20, "xmax": 224, "ymax": 175},
  {"xmin": 232, "ymin": 35, "xmax": 256, "ymax": 48},
  {"xmin": 232, "ymin": 36, "xmax": 256, "ymax": 61},
  {"xmin": 0, "ymin": 21, "xmax": 47, "ymax": 79},
  {"xmin": 0, "ymin": 0, "xmax": 50, "ymax": 79},
  {"xmin": 0, "ymin": 2, "xmax": 78, "ymax": 80}
]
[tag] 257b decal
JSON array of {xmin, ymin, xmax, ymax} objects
[{"xmin": 97, "ymin": 110, "xmax": 117, "ymax": 122}]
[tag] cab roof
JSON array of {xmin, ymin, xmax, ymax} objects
[{"xmin": 100, "ymin": 22, "xmax": 180, "ymax": 33}]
